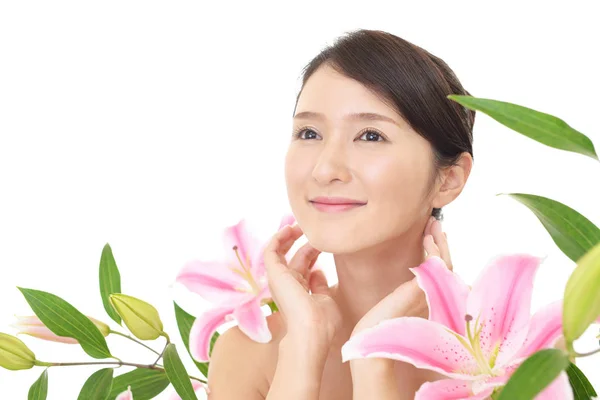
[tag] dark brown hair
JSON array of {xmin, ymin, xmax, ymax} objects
[{"xmin": 292, "ymin": 29, "xmax": 475, "ymax": 221}]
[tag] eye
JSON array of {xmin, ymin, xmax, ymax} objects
[
  {"xmin": 292, "ymin": 127, "xmax": 320, "ymax": 140},
  {"xmin": 358, "ymin": 129, "xmax": 386, "ymax": 142}
]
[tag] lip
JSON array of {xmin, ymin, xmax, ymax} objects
[
  {"xmin": 309, "ymin": 196, "xmax": 367, "ymax": 205},
  {"xmin": 309, "ymin": 196, "xmax": 367, "ymax": 213}
]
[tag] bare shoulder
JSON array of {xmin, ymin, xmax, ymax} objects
[{"xmin": 207, "ymin": 312, "xmax": 286, "ymax": 398}]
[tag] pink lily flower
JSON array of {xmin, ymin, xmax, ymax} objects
[
  {"xmin": 10, "ymin": 315, "xmax": 110, "ymax": 344},
  {"xmin": 176, "ymin": 214, "xmax": 313, "ymax": 362},
  {"xmin": 340, "ymin": 254, "xmax": 591, "ymax": 399},
  {"xmin": 115, "ymin": 385, "xmax": 133, "ymax": 400},
  {"xmin": 168, "ymin": 380, "xmax": 210, "ymax": 399}
]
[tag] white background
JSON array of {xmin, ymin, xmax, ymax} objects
[{"xmin": 1, "ymin": 1, "xmax": 599, "ymax": 398}]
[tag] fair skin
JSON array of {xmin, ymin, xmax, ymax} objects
[{"xmin": 206, "ymin": 63, "xmax": 473, "ymax": 399}]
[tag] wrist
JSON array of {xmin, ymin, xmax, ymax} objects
[{"xmin": 350, "ymin": 358, "xmax": 401, "ymax": 399}]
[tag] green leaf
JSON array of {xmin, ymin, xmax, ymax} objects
[
  {"xmin": 267, "ymin": 300, "xmax": 279, "ymax": 313},
  {"xmin": 163, "ymin": 343, "xmax": 198, "ymax": 400},
  {"xmin": 108, "ymin": 368, "xmax": 170, "ymax": 400},
  {"xmin": 16, "ymin": 287, "xmax": 112, "ymax": 359},
  {"xmin": 503, "ymin": 193, "xmax": 600, "ymax": 263},
  {"xmin": 28, "ymin": 368, "xmax": 48, "ymax": 400},
  {"xmin": 564, "ymin": 241, "xmax": 600, "ymax": 344},
  {"xmin": 77, "ymin": 368, "xmax": 113, "ymax": 400},
  {"xmin": 567, "ymin": 362, "xmax": 598, "ymax": 399},
  {"xmin": 174, "ymin": 301, "xmax": 219, "ymax": 378},
  {"xmin": 497, "ymin": 349, "xmax": 570, "ymax": 400},
  {"xmin": 447, "ymin": 95, "xmax": 598, "ymax": 160},
  {"xmin": 99, "ymin": 243, "xmax": 122, "ymax": 325}
]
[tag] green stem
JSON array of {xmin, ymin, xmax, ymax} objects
[
  {"xmin": 109, "ymin": 329, "xmax": 161, "ymax": 357},
  {"xmin": 151, "ymin": 334, "xmax": 171, "ymax": 367},
  {"xmin": 35, "ymin": 359, "xmax": 206, "ymax": 384}
]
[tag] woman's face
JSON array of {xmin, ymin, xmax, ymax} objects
[{"xmin": 285, "ymin": 63, "xmax": 437, "ymax": 254}]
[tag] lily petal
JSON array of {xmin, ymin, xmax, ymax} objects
[
  {"xmin": 341, "ymin": 317, "xmax": 479, "ymax": 380},
  {"xmin": 189, "ymin": 306, "xmax": 235, "ymax": 362},
  {"xmin": 467, "ymin": 254, "xmax": 544, "ymax": 361},
  {"xmin": 510, "ymin": 300, "xmax": 564, "ymax": 364},
  {"xmin": 232, "ymin": 294, "xmax": 272, "ymax": 343},
  {"xmin": 410, "ymin": 256, "xmax": 470, "ymax": 336},
  {"xmin": 176, "ymin": 260, "xmax": 250, "ymax": 306},
  {"xmin": 115, "ymin": 385, "xmax": 133, "ymax": 400},
  {"xmin": 278, "ymin": 213, "xmax": 296, "ymax": 230},
  {"xmin": 13, "ymin": 325, "xmax": 79, "ymax": 344},
  {"xmin": 414, "ymin": 378, "xmax": 494, "ymax": 400},
  {"xmin": 535, "ymin": 371, "xmax": 573, "ymax": 399},
  {"xmin": 168, "ymin": 380, "xmax": 210, "ymax": 399},
  {"xmin": 223, "ymin": 219, "xmax": 263, "ymax": 274}
]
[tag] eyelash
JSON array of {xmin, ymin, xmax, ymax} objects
[{"xmin": 292, "ymin": 127, "xmax": 387, "ymax": 142}]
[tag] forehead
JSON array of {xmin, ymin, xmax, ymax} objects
[{"xmin": 295, "ymin": 64, "xmax": 402, "ymax": 124}]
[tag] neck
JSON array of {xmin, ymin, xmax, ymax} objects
[{"xmin": 329, "ymin": 221, "xmax": 427, "ymax": 348}]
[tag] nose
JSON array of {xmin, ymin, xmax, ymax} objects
[{"xmin": 311, "ymin": 139, "xmax": 352, "ymax": 185}]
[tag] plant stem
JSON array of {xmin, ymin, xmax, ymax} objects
[
  {"xmin": 36, "ymin": 359, "xmax": 206, "ymax": 384},
  {"xmin": 109, "ymin": 329, "xmax": 162, "ymax": 356},
  {"xmin": 151, "ymin": 335, "xmax": 170, "ymax": 367}
]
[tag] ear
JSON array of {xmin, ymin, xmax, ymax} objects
[{"xmin": 431, "ymin": 152, "xmax": 473, "ymax": 209}]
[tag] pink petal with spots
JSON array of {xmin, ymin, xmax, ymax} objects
[
  {"xmin": 466, "ymin": 254, "xmax": 544, "ymax": 362},
  {"xmin": 189, "ymin": 305, "xmax": 235, "ymax": 362},
  {"xmin": 232, "ymin": 293, "xmax": 272, "ymax": 343},
  {"xmin": 410, "ymin": 256, "xmax": 470, "ymax": 336},
  {"xmin": 510, "ymin": 300, "xmax": 564, "ymax": 364},
  {"xmin": 222, "ymin": 219, "xmax": 262, "ymax": 274},
  {"xmin": 535, "ymin": 371, "xmax": 573, "ymax": 399},
  {"xmin": 341, "ymin": 317, "xmax": 480, "ymax": 380},
  {"xmin": 414, "ymin": 378, "xmax": 490, "ymax": 399},
  {"xmin": 176, "ymin": 260, "xmax": 251, "ymax": 306}
]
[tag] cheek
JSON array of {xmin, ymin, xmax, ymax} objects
[{"xmin": 362, "ymin": 156, "xmax": 429, "ymax": 210}]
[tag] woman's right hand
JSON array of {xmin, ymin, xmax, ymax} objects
[{"xmin": 263, "ymin": 223, "xmax": 342, "ymax": 351}]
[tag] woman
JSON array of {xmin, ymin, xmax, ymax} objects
[{"xmin": 207, "ymin": 29, "xmax": 474, "ymax": 399}]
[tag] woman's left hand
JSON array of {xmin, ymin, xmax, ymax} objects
[{"xmin": 350, "ymin": 216, "xmax": 452, "ymax": 338}]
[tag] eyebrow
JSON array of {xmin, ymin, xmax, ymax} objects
[{"xmin": 293, "ymin": 111, "xmax": 403, "ymax": 128}]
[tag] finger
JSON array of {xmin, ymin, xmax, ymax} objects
[
  {"xmin": 308, "ymin": 269, "xmax": 329, "ymax": 295},
  {"xmin": 277, "ymin": 224, "xmax": 304, "ymax": 256},
  {"xmin": 431, "ymin": 220, "xmax": 453, "ymax": 271},
  {"xmin": 423, "ymin": 216, "xmax": 435, "ymax": 237},
  {"xmin": 423, "ymin": 234, "xmax": 439, "ymax": 258},
  {"xmin": 264, "ymin": 225, "xmax": 303, "ymax": 270},
  {"xmin": 288, "ymin": 241, "xmax": 321, "ymax": 277}
]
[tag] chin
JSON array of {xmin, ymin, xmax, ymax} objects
[{"xmin": 303, "ymin": 229, "xmax": 366, "ymax": 255}]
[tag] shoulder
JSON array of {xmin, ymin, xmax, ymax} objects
[{"xmin": 207, "ymin": 311, "xmax": 285, "ymax": 397}]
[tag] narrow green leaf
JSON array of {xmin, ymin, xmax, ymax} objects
[
  {"xmin": 99, "ymin": 243, "xmax": 122, "ymax": 325},
  {"xmin": 564, "ymin": 241, "xmax": 600, "ymax": 343},
  {"xmin": 267, "ymin": 300, "xmax": 279, "ymax": 313},
  {"xmin": 503, "ymin": 193, "xmax": 600, "ymax": 262},
  {"xmin": 28, "ymin": 368, "xmax": 48, "ymax": 400},
  {"xmin": 567, "ymin": 362, "xmax": 598, "ymax": 399},
  {"xmin": 16, "ymin": 287, "xmax": 112, "ymax": 359},
  {"xmin": 497, "ymin": 349, "xmax": 570, "ymax": 400},
  {"xmin": 173, "ymin": 301, "xmax": 219, "ymax": 378},
  {"xmin": 163, "ymin": 343, "xmax": 198, "ymax": 400},
  {"xmin": 447, "ymin": 95, "xmax": 598, "ymax": 160},
  {"xmin": 77, "ymin": 368, "xmax": 113, "ymax": 400},
  {"xmin": 108, "ymin": 368, "xmax": 170, "ymax": 400}
]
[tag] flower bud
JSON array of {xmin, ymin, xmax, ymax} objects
[
  {"xmin": 115, "ymin": 385, "xmax": 133, "ymax": 400},
  {"xmin": 0, "ymin": 332, "xmax": 36, "ymax": 370},
  {"xmin": 109, "ymin": 294, "xmax": 164, "ymax": 340},
  {"xmin": 10, "ymin": 315, "xmax": 110, "ymax": 344}
]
